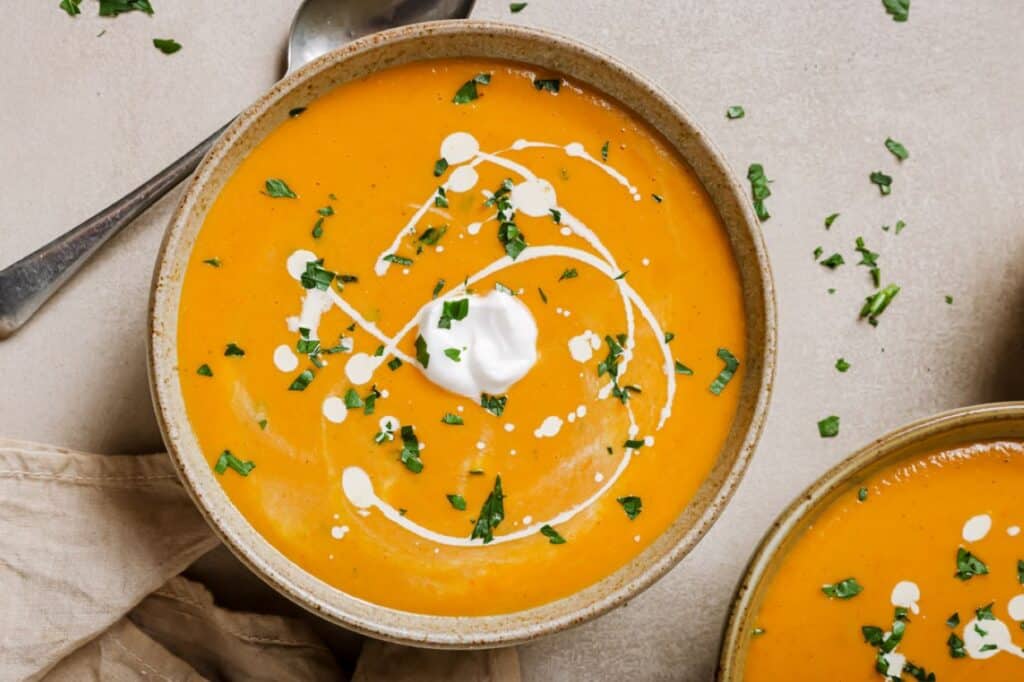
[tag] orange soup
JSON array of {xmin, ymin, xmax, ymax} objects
[
  {"xmin": 743, "ymin": 441, "xmax": 1024, "ymax": 680},
  {"xmin": 177, "ymin": 58, "xmax": 745, "ymax": 615}
]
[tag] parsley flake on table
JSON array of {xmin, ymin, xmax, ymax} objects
[
  {"xmin": 821, "ymin": 577, "xmax": 862, "ymax": 599},
  {"xmin": 617, "ymin": 496, "xmax": 643, "ymax": 520},
  {"xmin": 818, "ymin": 415, "xmax": 840, "ymax": 438},
  {"xmin": 264, "ymin": 178, "xmax": 297, "ymax": 198},
  {"xmin": 214, "ymin": 450, "xmax": 255, "ymax": 477},
  {"xmin": 885, "ymin": 137, "xmax": 909, "ymax": 160},
  {"xmin": 452, "ymin": 73, "xmax": 492, "ymax": 104},
  {"xmin": 726, "ymin": 105, "xmax": 745, "ymax": 119},
  {"xmin": 471, "ymin": 476, "xmax": 504, "ymax": 543},
  {"xmin": 869, "ymin": 171, "xmax": 893, "ymax": 196},
  {"xmin": 152, "ymin": 38, "xmax": 182, "ymax": 55},
  {"xmin": 954, "ymin": 547, "xmax": 989, "ymax": 580},
  {"xmin": 60, "ymin": 0, "xmax": 82, "ymax": 16},
  {"xmin": 882, "ymin": 0, "xmax": 910, "ymax": 23},
  {"xmin": 747, "ymin": 163, "xmax": 771, "ymax": 221},
  {"xmin": 825, "ymin": 213, "xmax": 840, "ymax": 229},
  {"xmin": 860, "ymin": 284, "xmax": 901, "ymax": 326},
  {"xmin": 98, "ymin": 0, "xmax": 153, "ymax": 16},
  {"xmin": 540, "ymin": 524, "xmax": 566, "ymax": 544},
  {"xmin": 709, "ymin": 348, "xmax": 740, "ymax": 395},
  {"xmin": 510, "ymin": 2, "xmax": 527, "ymax": 12},
  {"xmin": 836, "ymin": 358, "xmax": 851, "ymax": 372}
]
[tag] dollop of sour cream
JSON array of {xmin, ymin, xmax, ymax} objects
[{"xmin": 415, "ymin": 291, "xmax": 538, "ymax": 399}]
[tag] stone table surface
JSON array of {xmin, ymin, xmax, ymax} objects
[{"xmin": 2, "ymin": 1, "xmax": 1023, "ymax": 679}]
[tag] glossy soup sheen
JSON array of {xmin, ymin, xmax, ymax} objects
[
  {"xmin": 743, "ymin": 440, "xmax": 1024, "ymax": 680},
  {"xmin": 177, "ymin": 58, "xmax": 745, "ymax": 616}
]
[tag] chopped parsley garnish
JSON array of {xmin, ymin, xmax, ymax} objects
[
  {"xmin": 747, "ymin": 163, "xmax": 771, "ymax": 221},
  {"xmin": 597, "ymin": 334, "xmax": 637, "ymax": 404},
  {"xmin": 224, "ymin": 343, "xmax": 245, "ymax": 357},
  {"xmin": 374, "ymin": 420, "xmax": 395, "ymax": 445},
  {"xmin": 487, "ymin": 178, "xmax": 528, "ymax": 259},
  {"xmin": 857, "ymin": 486, "xmax": 868, "ymax": 501},
  {"xmin": 317, "ymin": 205, "xmax": 334, "ymax": 217},
  {"xmin": 818, "ymin": 415, "xmax": 840, "ymax": 438},
  {"xmin": 288, "ymin": 107, "xmax": 306, "ymax": 118},
  {"xmin": 432, "ymin": 278, "xmax": 445, "ymax": 298},
  {"xmin": 860, "ymin": 284, "xmax": 901, "ymax": 326},
  {"xmin": 311, "ymin": 218, "xmax": 324, "ymax": 239},
  {"xmin": 550, "ymin": 208, "xmax": 562, "ymax": 223},
  {"xmin": 709, "ymin": 348, "xmax": 740, "ymax": 395},
  {"xmin": 441, "ymin": 413, "xmax": 464, "ymax": 425},
  {"xmin": 498, "ymin": 220, "xmax": 527, "ymax": 259},
  {"xmin": 415, "ymin": 334, "xmax": 430, "ymax": 369},
  {"xmin": 1018, "ymin": 559, "xmax": 1024, "ymax": 584},
  {"xmin": 540, "ymin": 524, "xmax": 566, "ymax": 544},
  {"xmin": 836, "ymin": 358, "xmax": 851, "ymax": 372},
  {"xmin": 510, "ymin": 2, "xmax": 527, "ymax": 12},
  {"xmin": 257, "ymin": 419, "xmax": 267, "ymax": 430},
  {"xmin": 444, "ymin": 348, "xmax": 462, "ymax": 362},
  {"xmin": 214, "ymin": 450, "xmax": 255, "ymax": 476},
  {"xmin": 152, "ymin": 38, "xmax": 182, "ymax": 55},
  {"xmin": 288, "ymin": 369, "xmax": 314, "ymax": 391},
  {"xmin": 534, "ymin": 78, "xmax": 561, "ymax": 93},
  {"xmin": 947, "ymin": 632, "xmax": 966, "ymax": 658},
  {"xmin": 264, "ymin": 178, "xmax": 297, "ymax": 198},
  {"xmin": 433, "ymin": 158, "xmax": 449, "ymax": 177},
  {"xmin": 452, "ymin": 73, "xmax": 492, "ymax": 104},
  {"xmin": 946, "ymin": 612, "xmax": 960, "ymax": 628},
  {"xmin": 202, "ymin": 257, "xmax": 221, "ymax": 267},
  {"xmin": 343, "ymin": 388, "xmax": 363, "ymax": 409},
  {"xmin": 418, "ymin": 225, "xmax": 448, "ymax": 246},
  {"xmin": 399, "ymin": 425, "xmax": 423, "ymax": 473},
  {"xmin": 617, "ymin": 496, "xmax": 643, "ymax": 520},
  {"xmin": 60, "ymin": 0, "xmax": 82, "ymax": 16},
  {"xmin": 438, "ymin": 298, "xmax": 470, "ymax": 329},
  {"xmin": 869, "ymin": 171, "xmax": 893, "ymax": 196},
  {"xmin": 196, "ymin": 364, "xmax": 213, "ymax": 377},
  {"xmin": 726, "ymin": 105, "xmax": 745, "ymax": 119},
  {"xmin": 624, "ymin": 439, "xmax": 645, "ymax": 449},
  {"xmin": 820, "ymin": 253, "xmax": 845, "ymax": 269},
  {"xmin": 538, "ymin": 287, "xmax": 548, "ymax": 303},
  {"xmin": 446, "ymin": 494, "xmax": 467, "ymax": 511},
  {"xmin": 434, "ymin": 186, "xmax": 449, "ymax": 208},
  {"xmin": 373, "ymin": 345, "xmax": 385, "ymax": 357},
  {"xmin": 495, "ymin": 282, "xmax": 515, "ymax": 296},
  {"xmin": 559, "ymin": 268, "xmax": 578, "ymax": 282},
  {"xmin": 954, "ymin": 547, "xmax": 989, "ymax": 580},
  {"xmin": 825, "ymin": 213, "xmax": 839, "ymax": 228},
  {"xmin": 674, "ymin": 360, "xmax": 693, "ymax": 375},
  {"xmin": 614, "ymin": 271, "xmax": 628, "ymax": 280},
  {"xmin": 481, "ymin": 393, "xmax": 507, "ymax": 417},
  {"xmin": 383, "ymin": 254, "xmax": 414, "ymax": 266},
  {"xmin": 664, "ymin": 332, "xmax": 675, "ymax": 343},
  {"xmin": 471, "ymin": 476, "xmax": 504, "ymax": 543},
  {"xmin": 882, "ymin": 0, "xmax": 910, "ymax": 23},
  {"xmin": 387, "ymin": 357, "xmax": 402, "ymax": 371},
  {"xmin": 885, "ymin": 137, "xmax": 909, "ymax": 161},
  {"xmin": 300, "ymin": 259, "xmax": 335, "ymax": 290},
  {"xmin": 601, "ymin": 141, "xmax": 610, "ymax": 161},
  {"xmin": 976, "ymin": 602, "xmax": 996, "ymax": 620},
  {"xmin": 821, "ymin": 577, "xmax": 862, "ymax": 599}
]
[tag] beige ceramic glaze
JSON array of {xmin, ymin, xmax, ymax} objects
[
  {"xmin": 149, "ymin": 20, "xmax": 776, "ymax": 648},
  {"xmin": 717, "ymin": 401, "xmax": 1024, "ymax": 679}
]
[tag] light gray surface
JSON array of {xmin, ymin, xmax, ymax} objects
[{"xmin": 2, "ymin": 2, "xmax": 1023, "ymax": 680}]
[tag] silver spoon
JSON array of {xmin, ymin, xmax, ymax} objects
[{"xmin": 0, "ymin": 0, "xmax": 475, "ymax": 338}]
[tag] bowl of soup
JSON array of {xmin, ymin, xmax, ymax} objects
[
  {"xmin": 719, "ymin": 402, "xmax": 1024, "ymax": 680},
  {"xmin": 149, "ymin": 20, "xmax": 775, "ymax": 647}
]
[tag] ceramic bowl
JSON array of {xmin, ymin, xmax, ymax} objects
[
  {"xmin": 717, "ymin": 402, "xmax": 1024, "ymax": 679},
  {"xmin": 149, "ymin": 20, "xmax": 776, "ymax": 648}
]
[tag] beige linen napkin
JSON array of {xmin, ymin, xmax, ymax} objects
[{"xmin": 0, "ymin": 439, "xmax": 518, "ymax": 681}]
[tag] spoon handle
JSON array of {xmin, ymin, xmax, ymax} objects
[{"xmin": 0, "ymin": 123, "xmax": 231, "ymax": 339}]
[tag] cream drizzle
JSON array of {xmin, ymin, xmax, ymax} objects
[{"xmin": 284, "ymin": 131, "xmax": 678, "ymax": 548}]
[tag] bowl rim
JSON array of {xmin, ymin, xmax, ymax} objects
[
  {"xmin": 716, "ymin": 401, "xmax": 1024, "ymax": 679},
  {"xmin": 148, "ymin": 18, "xmax": 777, "ymax": 648}
]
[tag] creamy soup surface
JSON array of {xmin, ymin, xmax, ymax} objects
[
  {"xmin": 177, "ymin": 58, "xmax": 745, "ymax": 615},
  {"xmin": 743, "ymin": 440, "xmax": 1024, "ymax": 680}
]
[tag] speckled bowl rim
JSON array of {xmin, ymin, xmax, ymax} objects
[
  {"xmin": 148, "ymin": 20, "xmax": 777, "ymax": 649},
  {"xmin": 717, "ymin": 401, "xmax": 1024, "ymax": 679}
]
